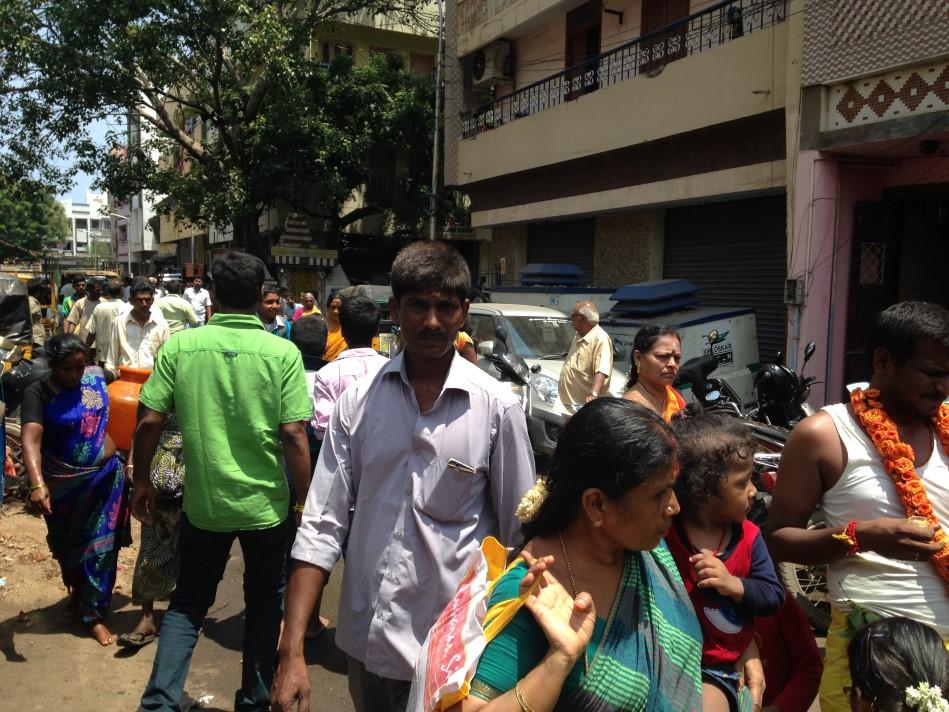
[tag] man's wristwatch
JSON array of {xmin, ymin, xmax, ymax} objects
[{"xmin": 590, "ymin": 392, "xmax": 599, "ymax": 398}]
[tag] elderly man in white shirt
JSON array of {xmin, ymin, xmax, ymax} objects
[
  {"xmin": 273, "ymin": 241, "xmax": 535, "ymax": 712},
  {"xmin": 106, "ymin": 277, "xmax": 170, "ymax": 375}
]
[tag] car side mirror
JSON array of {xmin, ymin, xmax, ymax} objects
[{"xmin": 477, "ymin": 340, "xmax": 494, "ymax": 357}]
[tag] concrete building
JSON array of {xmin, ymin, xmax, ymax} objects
[
  {"xmin": 57, "ymin": 192, "xmax": 114, "ymax": 261},
  {"xmin": 445, "ymin": 0, "xmax": 800, "ymax": 361},
  {"xmin": 790, "ymin": 0, "xmax": 949, "ymax": 404}
]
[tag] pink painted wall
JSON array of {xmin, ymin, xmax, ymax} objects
[{"xmin": 791, "ymin": 150, "xmax": 949, "ymax": 406}]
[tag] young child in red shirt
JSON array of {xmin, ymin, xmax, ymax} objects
[{"xmin": 666, "ymin": 412, "xmax": 785, "ymax": 712}]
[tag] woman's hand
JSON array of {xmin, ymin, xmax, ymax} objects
[
  {"xmin": 522, "ymin": 563, "xmax": 596, "ymax": 669},
  {"xmin": 30, "ymin": 484, "xmax": 52, "ymax": 515},
  {"xmin": 737, "ymin": 639, "xmax": 766, "ymax": 712}
]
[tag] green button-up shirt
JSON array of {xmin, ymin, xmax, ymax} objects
[{"xmin": 139, "ymin": 312, "xmax": 312, "ymax": 532}]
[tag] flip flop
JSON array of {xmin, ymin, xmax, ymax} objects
[{"xmin": 117, "ymin": 631, "xmax": 156, "ymax": 648}]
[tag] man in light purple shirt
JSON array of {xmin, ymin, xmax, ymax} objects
[
  {"xmin": 311, "ymin": 295, "xmax": 388, "ymax": 440},
  {"xmin": 273, "ymin": 241, "xmax": 535, "ymax": 712}
]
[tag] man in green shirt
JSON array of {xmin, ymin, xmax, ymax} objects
[
  {"xmin": 131, "ymin": 251, "xmax": 313, "ymax": 712},
  {"xmin": 156, "ymin": 279, "xmax": 198, "ymax": 334}
]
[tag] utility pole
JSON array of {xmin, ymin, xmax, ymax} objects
[{"xmin": 429, "ymin": 0, "xmax": 444, "ymax": 241}]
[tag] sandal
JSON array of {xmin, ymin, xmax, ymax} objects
[{"xmin": 117, "ymin": 631, "xmax": 156, "ymax": 648}]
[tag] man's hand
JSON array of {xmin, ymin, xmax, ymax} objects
[
  {"xmin": 130, "ymin": 481, "xmax": 156, "ymax": 524},
  {"xmin": 271, "ymin": 649, "xmax": 311, "ymax": 712},
  {"xmin": 857, "ymin": 517, "xmax": 946, "ymax": 560},
  {"xmin": 691, "ymin": 550, "xmax": 745, "ymax": 601}
]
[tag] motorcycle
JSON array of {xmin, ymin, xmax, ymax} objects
[
  {"xmin": 748, "ymin": 341, "xmax": 819, "ymax": 428},
  {"xmin": 675, "ymin": 350, "xmax": 831, "ymax": 633}
]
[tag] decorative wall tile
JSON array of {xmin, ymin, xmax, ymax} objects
[
  {"xmin": 825, "ymin": 60, "xmax": 949, "ymax": 130},
  {"xmin": 802, "ymin": 0, "xmax": 949, "ymax": 88}
]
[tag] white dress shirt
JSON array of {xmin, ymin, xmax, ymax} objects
[
  {"xmin": 106, "ymin": 307, "xmax": 170, "ymax": 372},
  {"xmin": 292, "ymin": 351, "xmax": 535, "ymax": 680},
  {"xmin": 183, "ymin": 287, "xmax": 212, "ymax": 325}
]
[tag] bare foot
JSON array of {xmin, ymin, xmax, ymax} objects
[
  {"xmin": 305, "ymin": 615, "xmax": 331, "ymax": 640},
  {"xmin": 89, "ymin": 621, "xmax": 117, "ymax": 646},
  {"xmin": 128, "ymin": 613, "xmax": 158, "ymax": 638}
]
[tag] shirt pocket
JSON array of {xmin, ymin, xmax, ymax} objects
[{"xmin": 415, "ymin": 459, "xmax": 486, "ymax": 523}]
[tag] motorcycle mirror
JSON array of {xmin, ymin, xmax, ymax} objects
[
  {"xmin": 530, "ymin": 364, "xmax": 541, "ymax": 374},
  {"xmin": 494, "ymin": 325, "xmax": 509, "ymax": 345},
  {"xmin": 803, "ymin": 341, "xmax": 817, "ymax": 364},
  {"xmin": 774, "ymin": 350, "xmax": 785, "ymax": 366}
]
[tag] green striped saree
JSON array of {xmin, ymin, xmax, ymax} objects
[{"xmin": 470, "ymin": 541, "xmax": 704, "ymax": 711}]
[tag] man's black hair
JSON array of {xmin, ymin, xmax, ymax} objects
[
  {"xmin": 130, "ymin": 276, "xmax": 154, "ymax": 296},
  {"xmin": 291, "ymin": 315, "xmax": 329, "ymax": 360},
  {"xmin": 104, "ymin": 279, "xmax": 123, "ymax": 299},
  {"xmin": 867, "ymin": 301, "xmax": 949, "ymax": 365},
  {"xmin": 71, "ymin": 274, "xmax": 87, "ymax": 285},
  {"xmin": 340, "ymin": 295, "xmax": 380, "ymax": 346},
  {"xmin": 390, "ymin": 241, "xmax": 471, "ymax": 301},
  {"xmin": 210, "ymin": 251, "xmax": 267, "ymax": 309},
  {"xmin": 165, "ymin": 279, "xmax": 183, "ymax": 295}
]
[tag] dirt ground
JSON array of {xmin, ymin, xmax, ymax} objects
[{"xmin": 0, "ymin": 498, "xmax": 353, "ymax": 712}]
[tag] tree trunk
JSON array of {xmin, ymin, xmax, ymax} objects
[{"xmin": 233, "ymin": 214, "xmax": 264, "ymax": 260}]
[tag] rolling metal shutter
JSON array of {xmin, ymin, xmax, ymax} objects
[
  {"xmin": 664, "ymin": 194, "xmax": 787, "ymax": 361},
  {"xmin": 527, "ymin": 219, "xmax": 596, "ymax": 284}
]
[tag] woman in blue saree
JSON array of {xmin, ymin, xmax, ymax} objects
[{"xmin": 21, "ymin": 333, "xmax": 130, "ymax": 645}]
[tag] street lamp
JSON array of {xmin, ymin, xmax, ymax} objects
[{"xmin": 109, "ymin": 212, "xmax": 132, "ymax": 276}]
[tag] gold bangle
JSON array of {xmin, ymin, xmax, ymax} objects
[
  {"xmin": 293, "ymin": 504, "xmax": 305, "ymax": 513},
  {"xmin": 30, "ymin": 482, "xmax": 48, "ymax": 491},
  {"xmin": 514, "ymin": 682, "xmax": 535, "ymax": 712}
]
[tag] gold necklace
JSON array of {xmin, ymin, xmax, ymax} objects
[{"xmin": 558, "ymin": 532, "xmax": 589, "ymax": 674}]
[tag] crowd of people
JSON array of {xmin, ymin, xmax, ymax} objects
[{"xmin": 13, "ymin": 243, "xmax": 949, "ymax": 712}]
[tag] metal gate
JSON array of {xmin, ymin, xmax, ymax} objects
[
  {"xmin": 664, "ymin": 194, "xmax": 787, "ymax": 361},
  {"xmin": 527, "ymin": 219, "xmax": 596, "ymax": 284}
]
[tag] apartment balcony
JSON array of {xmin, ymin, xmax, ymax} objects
[{"xmin": 456, "ymin": 0, "xmax": 789, "ymax": 187}]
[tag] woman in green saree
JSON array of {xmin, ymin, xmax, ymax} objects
[{"xmin": 451, "ymin": 399, "xmax": 704, "ymax": 712}]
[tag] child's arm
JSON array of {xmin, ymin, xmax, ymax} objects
[{"xmin": 738, "ymin": 532, "xmax": 785, "ymax": 616}]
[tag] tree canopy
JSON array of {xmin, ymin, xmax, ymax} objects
[
  {"xmin": 0, "ymin": 0, "xmax": 440, "ymax": 256},
  {"xmin": 0, "ymin": 177, "xmax": 70, "ymax": 260}
]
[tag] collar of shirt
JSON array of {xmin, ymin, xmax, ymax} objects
[
  {"xmin": 380, "ymin": 349, "xmax": 476, "ymax": 395},
  {"xmin": 335, "ymin": 347, "xmax": 379, "ymax": 361},
  {"xmin": 207, "ymin": 312, "xmax": 267, "ymax": 331},
  {"xmin": 576, "ymin": 324, "xmax": 601, "ymax": 344},
  {"xmin": 122, "ymin": 306, "xmax": 163, "ymax": 327}
]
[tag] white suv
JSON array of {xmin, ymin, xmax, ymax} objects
[{"xmin": 468, "ymin": 303, "xmax": 626, "ymax": 456}]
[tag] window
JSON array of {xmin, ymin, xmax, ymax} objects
[{"xmin": 859, "ymin": 242, "xmax": 886, "ymax": 285}]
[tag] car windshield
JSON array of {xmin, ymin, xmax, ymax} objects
[{"xmin": 503, "ymin": 316, "xmax": 574, "ymax": 359}]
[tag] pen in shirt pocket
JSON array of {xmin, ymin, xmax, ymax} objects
[{"xmin": 447, "ymin": 458, "xmax": 477, "ymax": 475}]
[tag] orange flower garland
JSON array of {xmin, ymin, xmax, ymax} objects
[{"xmin": 851, "ymin": 388, "xmax": 949, "ymax": 590}]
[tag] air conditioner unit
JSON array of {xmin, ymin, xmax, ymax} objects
[{"xmin": 472, "ymin": 41, "xmax": 512, "ymax": 87}]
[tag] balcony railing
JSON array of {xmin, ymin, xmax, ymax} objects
[{"xmin": 461, "ymin": 0, "xmax": 787, "ymax": 139}]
